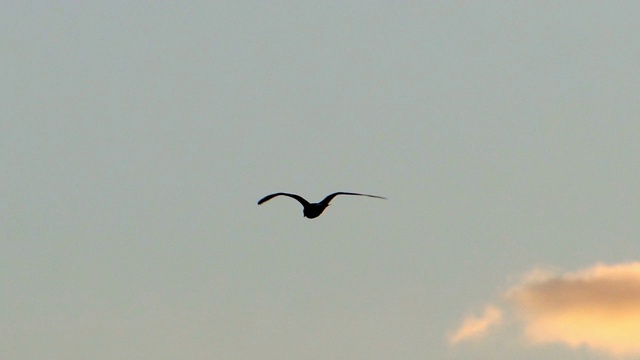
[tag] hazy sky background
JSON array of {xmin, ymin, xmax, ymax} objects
[{"xmin": 3, "ymin": 2, "xmax": 640, "ymax": 359}]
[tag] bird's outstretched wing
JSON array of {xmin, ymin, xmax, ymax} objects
[
  {"xmin": 319, "ymin": 192, "xmax": 386, "ymax": 205},
  {"xmin": 257, "ymin": 193, "xmax": 311, "ymax": 207}
]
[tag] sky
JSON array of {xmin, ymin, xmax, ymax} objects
[{"xmin": 2, "ymin": 2, "xmax": 640, "ymax": 359}]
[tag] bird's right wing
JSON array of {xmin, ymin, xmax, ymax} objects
[
  {"xmin": 257, "ymin": 193, "xmax": 311, "ymax": 207},
  {"xmin": 320, "ymin": 192, "xmax": 386, "ymax": 205}
]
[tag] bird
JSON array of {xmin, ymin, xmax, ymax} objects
[{"xmin": 257, "ymin": 191, "xmax": 386, "ymax": 219}]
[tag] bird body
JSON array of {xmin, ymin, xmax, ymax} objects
[{"xmin": 257, "ymin": 191, "xmax": 386, "ymax": 219}]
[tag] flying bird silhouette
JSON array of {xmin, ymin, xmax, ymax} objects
[{"xmin": 257, "ymin": 192, "xmax": 386, "ymax": 219}]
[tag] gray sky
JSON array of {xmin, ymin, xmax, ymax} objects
[{"xmin": 3, "ymin": 2, "xmax": 640, "ymax": 359}]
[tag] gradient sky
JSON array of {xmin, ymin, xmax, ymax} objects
[{"xmin": 3, "ymin": 2, "xmax": 640, "ymax": 359}]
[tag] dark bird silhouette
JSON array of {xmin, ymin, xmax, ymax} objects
[{"xmin": 257, "ymin": 192, "xmax": 386, "ymax": 219}]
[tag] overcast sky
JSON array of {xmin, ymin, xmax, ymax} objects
[{"xmin": 3, "ymin": 2, "xmax": 640, "ymax": 359}]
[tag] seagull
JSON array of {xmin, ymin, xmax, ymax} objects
[{"xmin": 257, "ymin": 192, "xmax": 386, "ymax": 219}]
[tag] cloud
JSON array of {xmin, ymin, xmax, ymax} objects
[
  {"xmin": 509, "ymin": 262, "xmax": 640, "ymax": 357},
  {"xmin": 449, "ymin": 305, "xmax": 502, "ymax": 344},
  {"xmin": 451, "ymin": 262, "xmax": 640, "ymax": 357}
]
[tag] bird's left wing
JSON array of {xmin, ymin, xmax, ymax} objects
[{"xmin": 257, "ymin": 192, "xmax": 311, "ymax": 207}]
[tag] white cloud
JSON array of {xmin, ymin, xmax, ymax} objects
[{"xmin": 449, "ymin": 305, "xmax": 502, "ymax": 344}]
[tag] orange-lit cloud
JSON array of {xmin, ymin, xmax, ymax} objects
[
  {"xmin": 451, "ymin": 262, "xmax": 640, "ymax": 357},
  {"xmin": 449, "ymin": 305, "xmax": 502, "ymax": 344},
  {"xmin": 509, "ymin": 262, "xmax": 640, "ymax": 357}
]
